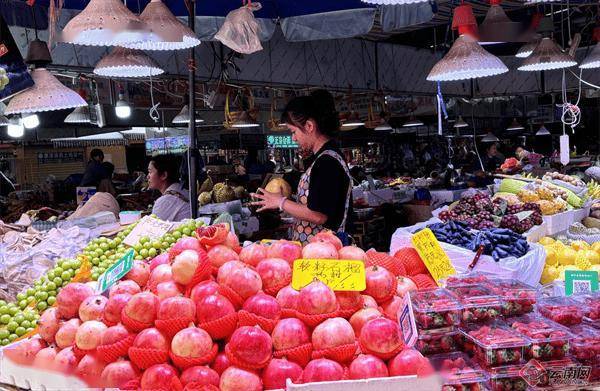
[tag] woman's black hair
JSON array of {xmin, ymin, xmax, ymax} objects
[
  {"xmin": 150, "ymin": 154, "xmax": 180, "ymax": 185},
  {"xmin": 281, "ymin": 89, "xmax": 340, "ymax": 137}
]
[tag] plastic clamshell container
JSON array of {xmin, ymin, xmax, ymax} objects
[
  {"xmin": 447, "ymin": 284, "xmax": 502, "ymax": 324},
  {"xmin": 461, "ymin": 321, "xmax": 531, "ymax": 368},
  {"xmin": 572, "ymin": 292, "xmax": 600, "ymax": 324},
  {"xmin": 537, "ymin": 296, "xmax": 584, "ymax": 326},
  {"xmin": 410, "ymin": 288, "xmax": 463, "ymax": 330},
  {"xmin": 507, "ymin": 313, "xmax": 574, "ymax": 361},
  {"xmin": 443, "ymin": 272, "xmax": 491, "ymax": 288},
  {"xmin": 415, "ymin": 327, "xmax": 461, "ymax": 356},
  {"xmin": 428, "ymin": 352, "xmax": 489, "ymax": 391},
  {"xmin": 569, "ymin": 324, "xmax": 600, "ymax": 364},
  {"xmin": 487, "ymin": 363, "xmax": 529, "ymax": 391},
  {"xmin": 484, "ymin": 278, "xmax": 537, "ymax": 317}
]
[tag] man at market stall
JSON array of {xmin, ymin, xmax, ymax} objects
[
  {"xmin": 147, "ymin": 154, "xmax": 191, "ymax": 221},
  {"xmin": 80, "ymin": 148, "xmax": 106, "ymax": 187},
  {"xmin": 251, "ymin": 90, "xmax": 353, "ymax": 245}
]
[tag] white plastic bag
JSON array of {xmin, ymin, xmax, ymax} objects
[{"xmin": 215, "ymin": 2, "xmax": 263, "ymax": 54}]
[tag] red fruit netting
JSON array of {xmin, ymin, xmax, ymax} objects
[
  {"xmin": 169, "ymin": 343, "xmax": 218, "ymax": 370},
  {"xmin": 393, "ymin": 247, "xmax": 427, "ymax": 276},
  {"xmin": 273, "ymin": 342, "xmax": 313, "ymax": 368},
  {"xmin": 184, "ymin": 254, "xmax": 212, "ymax": 295},
  {"xmin": 365, "ymin": 251, "xmax": 406, "ymax": 276},
  {"xmin": 296, "ymin": 305, "xmax": 340, "ymax": 328},
  {"xmin": 311, "ymin": 341, "xmax": 359, "ymax": 364},
  {"xmin": 198, "ymin": 312, "xmax": 238, "ymax": 340},
  {"xmin": 411, "ymin": 273, "xmax": 437, "ymax": 289},
  {"xmin": 217, "ymin": 285, "xmax": 245, "ymax": 309},
  {"xmin": 280, "ymin": 308, "xmax": 297, "ymax": 319},
  {"xmin": 224, "ymin": 343, "xmax": 270, "ymax": 370},
  {"xmin": 96, "ymin": 334, "xmax": 136, "ymax": 363},
  {"xmin": 237, "ymin": 310, "xmax": 279, "ymax": 333},
  {"xmin": 358, "ymin": 341, "xmax": 404, "ymax": 361},
  {"xmin": 263, "ymin": 275, "xmax": 292, "ymax": 297},
  {"xmin": 128, "ymin": 346, "xmax": 169, "ymax": 369},
  {"xmin": 71, "ymin": 345, "xmax": 93, "ymax": 360},
  {"xmin": 155, "ymin": 316, "xmax": 195, "ymax": 339},
  {"xmin": 121, "ymin": 311, "xmax": 155, "ymax": 333}
]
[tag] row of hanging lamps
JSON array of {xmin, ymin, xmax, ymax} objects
[
  {"xmin": 516, "ymin": 38, "xmax": 540, "ymax": 58},
  {"xmin": 579, "ymin": 27, "xmax": 600, "ymax": 69},
  {"xmin": 427, "ymin": 3, "xmax": 508, "ymax": 82},
  {"xmin": 506, "ymin": 118, "xmax": 524, "ymax": 131},
  {"xmin": 94, "ymin": 47, "xmax": 164, "ymax": 77},
  {"xmin": 517, "ymin": 17, "xmax": 576, "ymax": 71},
  {"xmin": 478, "ymin": 0, "xmax": 523, "ymax": 45},
  {"xmin": 7, "ymin": 119, "xmax": 24, "ymax": 138}
]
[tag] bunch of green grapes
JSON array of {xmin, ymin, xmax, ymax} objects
[{"xmin": 0, "ymin": 68, "xmax": 9, "ymax": 90}]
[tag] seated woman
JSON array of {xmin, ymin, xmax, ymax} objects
[{"xmin": 147, "ymin": 155, "xmax": 191, "ymax": 221}]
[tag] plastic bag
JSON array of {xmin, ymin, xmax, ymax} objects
[{"xmin": 215, "ymin": 2, "xmax": 263, "ymax": 54}]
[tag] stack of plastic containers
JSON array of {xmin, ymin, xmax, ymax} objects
[
  {"xmin": 483, "ymin": 279, "xmax": 537, "ymax": 317},
  {"xmin": 507, "ymin": 314, "xmax": 574, "ymax": 361},
  {"xmin": 537, "ymin": 296, "xmax": 584, "ymax": 326},
  {"xmin": 447, "ymin": 284, "xmax": 503, "ymax": 323},
  {"xmin": 570, "ymin": 324, "xmax": 600, "ymax": 383},
  {"xmin": 573, "ymin": 292, "xmax": 600, "ymax": 329},
  {"xmin": 428, "ymin": 352, "xmax": 489, "ymax": 391}
]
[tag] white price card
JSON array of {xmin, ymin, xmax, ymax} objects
[{"xmin": 123, "ymin": 216, "xmax": 173, "ymax": 247}]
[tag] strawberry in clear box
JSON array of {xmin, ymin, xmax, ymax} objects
[
  {"xmin": 447, "ymin": 284, "xmax": 502, "ymax": 324},
  {"xmin": 444, "ymin": 273, "xmax": 490, "ymax": 288},
  {"xmin": 483, "ymin": 279, "xmax": 536, "ymax": 317},
  {"xmin": 487, "ymin": 364, "xmax": 529, "ymax": 391},
  {"xmin": 508, "ymin": 314, "xmax": 574, "ymax": 361},
  {"xmin": 569, "ymin": 324, "xmax": 600, "ymax": 363},
  {"xmin": 409, "ymin": 288, "xmax": 463, "ymax": 331},
  {"xmin": 429, "ymin": 352, "xmax": 489, "ymax": 391},
  {"xmin": 461, "ymin": 322, "xmax": 530, "ymax": 368},
  {"xmin": 415, "ymin": 327, "xmax": 462, "ymax": 356},
  {"xmin": 537, "ymin": 296, "xmax": 584, "ymax": 326},
  {"xmin": 573, "ymin": 293, "xmax": 600, "ymax": 327}
]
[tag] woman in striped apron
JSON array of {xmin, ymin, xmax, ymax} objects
[{"xmin": 252, "ymin": 90, "xmax": 352, "ymax": 245}]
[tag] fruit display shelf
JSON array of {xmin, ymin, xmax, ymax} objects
[
  {"xmin": 446, "ymin": 285, "xmax": 502, "ymax": 324},
  {"xmin": 461, "ymin": 322, "xmax": 531, "ymax": 368},
  {"xmin": 508, "ymin": 314, "xmax": 574, "ymax": 361},
  {"xmin": 428, "ymin": 352, "xmax": 489, "ymax": 391},
  {"xmin": 537, "ymin": 296, "xmax": 584, "ymax": 327},
  {"xmin": 482, "ymin": 279, "xmax": 536, "ymax": 317},
  {"xmin": 409, "ymin": 288, "xmax": 463, "ymax": 331}
]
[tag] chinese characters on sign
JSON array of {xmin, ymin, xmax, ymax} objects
[
  {"xmin": 97, "ymin": 249, "xmax": 135, "ymax": 293},
  {"xmin": 411, "ymin": 228, "xmax": 456, "ymax": 286},
  {"xmin": 267, "ymin": 135, "xmax": 298, "ymax": 149},
  {"xmin": 292, "ymin": 259, "xmax": 366, "ymax": 291}
]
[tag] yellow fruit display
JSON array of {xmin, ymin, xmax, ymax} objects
[
  {"xmin": 571, "ymin": 240, "xmax": 591, "ymax": 251},
  {"xmin": 592, "ymin": 242, "xmax": 600, "ymax": 254},
  {"xmin": 559, "ymin": 265, "xmax": 580, "ymax": 281},
  {"xmin": 558, "ymin": 247, "xmax": 577, "ymax": 266},
  {"xmin": 590, "ymin": 264, "xmax": 600, "ymax": 275},
  {"xmin": 544, "ymin": 247, "xmax": 558, "ymax": 266},
  {"xmin": 583, "ymin": 250, "xmax": 600, "ymax": 265},
  {"xmin": 540, "ymin": 265, "xmax": 559, "ymax": 284},
  {"xmin": 539, "ymin": 237, "xmax": 555, "ymax": 246},
  {"xmin": 575, "ymin": 252, "xmax": 592, "ymax": 271}
]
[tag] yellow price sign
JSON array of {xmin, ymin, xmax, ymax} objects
[
  {"xmin": 411, "ymin": 228, "xmax": 456, "ymax": 286},
  {"xmin": 292, "ymin": 259, "xmax": 366, "ymax": 291}
]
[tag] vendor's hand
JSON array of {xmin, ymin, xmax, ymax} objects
[{"xmin": 250, "ymin": 187, "xmax": 284, "ymax": 212}]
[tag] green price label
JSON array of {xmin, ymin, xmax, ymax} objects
[
  {"xmin": 565, "ymin": 270, "xmax": 599, "ymax": 296},
  {"xmin": 97, "ymin": 249, "xmax": 135, "ymax": 293}
]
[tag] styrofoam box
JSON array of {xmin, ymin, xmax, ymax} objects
[
  {"xmin": 543, "ymin": 207, "xmax": 590, "ymax": 236},
  {"xmin": 286, "ymin": 374, "xmax": 443, "ymax": 390}
]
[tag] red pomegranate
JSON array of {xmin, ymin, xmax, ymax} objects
[
  {"xmin": 100, "ymin": 360, "xmax": 139, "ymax": 388},
  {"xmin": 190, "ymin": 280, "xmax": 220, "ymax": 304},
  {"xmin": 100, "ymin": 324, "xmax": 130, "ymax": 346},
  {"xmin": 172, "ymin": 249, "xmax": 203, "ymax": 285},
  {"xmin": 362, "ymin": 295, "xmax": 378, "ymax": 309},
  {"xmin": 55, "ymin": 318, "xmax": 81, "ymax": 349},
  {"xmin": 54, "ymin": 346, "xmax": 79, "ymax": 373},
  {"xmin": 242, "ymin": 292, "xmax": 281, "ymax": 320},
  {"xmin": 297, "ymin": 280, "xmax": 337, "ymax": 315},
  {"xmin": 180, "ymin": 365, "xmax": 220, "ymax": 388},
  {"xmin": 196, "ymin": 294, "xmax": 235, "ymax": 323},
  {"xmin": 262, "ymin": 358, "xmax": 303, "ymax": 390},
  {"xmin": 207, "ymin": 245, "xmax": 240, "ymax": 269},
  {"xmin": 350, "ymin": 308, "xmax": 383, "ymax": 336},
  {"xmin": 132, "ymin": 328, "xmax": 169, "ymax": 352},
  {"xmin": 271, "ymin": 318, "xmax": 310, "ymax": 350},
  {"xmin": 224, "ymin": 232, "xmax": 241, "ymax": 253},
  {"xmin": 149, "ymin": 253, "xmax": 170, "ymax": 272},
  {"xmin": 125, "ymin": 260, "xmax": 150, "ymax": 288},
  {"xmin": 310, "ymin": 231, "xmax": 343, "ymax": 251},
  {"xmin": 364, "ymin": 266, "xmax": 396, "ymax": 303},
  {"xmin": 122, "ymin": 292, "xmax": 159, "ymax": 325},
  {"xmin": 256, "ymin": 258, "xmax": 292, "ymax": 293},
  {"xmin": 109, "ymin": 280, "xmax": 141, "ymax": 298},
  {"xmin": 38, "ymin": 307, "xmax": 61, "ymax": 344},
  {"xmin": 221, "ymin": 265, "xmax": 262, "ymax": 300},
  {"xmin": 103, "ymin": 293, "xmax": 131, "ymax": 325},
  {"xmin": 302, "ymin": 242, "xmax": 338, "ymax": 259},
  {"xmin": 217, "ymin": 260, "xmax": 247, "ymax": 285},
  {"xmin": 4, "ymin": 338, "xmax": 47, "ymax": 366},
  {"xmin": 171, "ymin": 327, "xmax": 213, "ymax": 358},
  {"xmin": 220, "ymin": 366, "xmax": 262, "ymax": 391},
  {"xmin": 56, "ymin": 283, "xmax": 94, "ymax": 319},
  {"xmin": 359, "ymin": 318, "xmax": 403, "ymax": 357},
  {"xmin": 75, "ymin": 320, "xmax": 107, "ymax": 350},
  {"xmin": 76, "ymin": 354, "xmax": 106, "ymax": 386},
  {"xmin": 212, "ymin": 352, "xmax": 231, "ymax": 375},
  {"xmin": 338, "ymin": 246, "xmax": 366, "ymax": 261},
  {"xmin": 155, "ymin": 281, "xmax": 184, "ymax": 300},
  {"xmin": 141, "ymin": 363, "xmax": 180, "ymax": 390},
  {"xmin": 311, "ymin": 317, "xmax": 355, "ymax": 350},
  {"xmin": 396, "ymin": 276, "xmax": 418, "ymax": 297},
  {"xmin": 157, "ymin": 296, "xmax": 196, "ymax": 321},
  {"xmin": 239, "ymin": 243, "xmax": 268, "ymax": 267},
  {"xmin": 348, "ymin": 354, "xmax": 388, "ymax": 379},
  {"xmin": 169, "ymin": 236, "xmax": 203, "ymax": 259},
  {"xmin": 388, "ymin": 348, "xmax": 430, "ymax": 376},
  {"xmin": 302, "ymin": 358, "xmax": 344, "ymax": 382},
  {"xmin": 148, "ymin": 264, "xmax": 174, "ymax": 290},
  {"xmin": 78, "ymin": 295, "xmax": 108, "ymax": 322},
  {"xmin": 267, "ymin": 240, "xmax": 302, "ymax": 266},
  {"xmin": 276, "ymin": 286, "xmax": 299, "ymax": 312},
  {"xmin": 34, "ymin": 346, "xmax": 58, "ymax": 370},
  {"xmin": 336, "ymin": 291, "xmax": 363, "ymax": 311},
  {"xmin": 381, "ymin": 295, "xmax": 403, "ymax": 320},
  {"xmin": 228, "ymin": 326, "xmax": 273, "ymax": 366}
]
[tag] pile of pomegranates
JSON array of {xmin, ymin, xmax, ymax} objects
[{"xmin": 7, "ymin": 229, "xmax": 433, "ymax": 391}]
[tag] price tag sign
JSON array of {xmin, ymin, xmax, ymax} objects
[
  {"xmin": 399, "ymin": 294, "xmax": 418, "ymax": 348},
  {"xmin": 411, "ymin": 228, "xmax": 456, "ymax": 286},
  {"xmin": 565, "ymin": 270, "xmax": 599, "ymax": 296},
  {"xmin": 97, "ymin": 249, "xmax": 135, "ymax": 293},
  {"xmin": 292, "ymin": 259, "xmax": 366, "ymax": 291},
  {"xmin": 124, "ymin": 216, "xmax": 173, "ymax": 247}
]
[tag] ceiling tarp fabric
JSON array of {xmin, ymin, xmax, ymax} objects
[
  {"xmin": 381, "ymin": 3, "xmax": 434, "ymax": 32},
  {"xmin": 280, "ymin": 9, "xmax": 376, "ymax": 42}
]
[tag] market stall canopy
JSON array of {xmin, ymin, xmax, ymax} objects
[{"xmin": 51, "ymin": 129, "xmax": 145, "ymax": 147}]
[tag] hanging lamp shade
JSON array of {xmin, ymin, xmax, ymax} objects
[
  {"xmin": 61, "ymin": 0, "xmax": 154, "ymax": 46},
  {"xmin": 360, "ymin": 0, "xmax": 428, "ymax": 4},
  {"xmin": 506, "ymin": 118, "xmax": 524, "ymax": 131},
  {"xmin": 124, "ymin": 0, "xmax": 200, "ymax": 51},
  {"xmin": 94, "ymin": 47, "xmax": 164, "ymax": 78},
  {"xmin": 25, "ymin": 38, "xmax": 52, "ymax": 67},
  {"xmin": 341, "ymin": 111, "xmax": 365, "ymax": 128},
  {"xmin": 454, "ymin": 116, "xmax": 469, "ymax": 128},
  {"xmin": 231, "ymin": 111, "xmax": 260, "ymax": 128},
  {"xmin": 478, "ymin": 0, "xmax": 523, "ymax": 45},
  {"xmin": 5, "ymin": 69, "xmax": 86, "ymax": 115},
  {"xmin": 403, "ymin": 116, "xmax": 424, "ymax": 127},
  {"xmin": 516, "ymin": 39, "xmax": 539, "ymax": 58},
  {"xmin": 374, "ymin": 121, "xmax": 393, "ymax": 131},
  {"xmin": 580, "ymin": 27, "xmax": 600, "ymax": 69},
  {"xmin": 481, "ymin": 132, "xmax": 499, "ymax": 142},
  {"xmin": 172, "ymin": 105, "xmax": 204, "ymax": 124},
  {"xmin": 64, "ymin": 106, "xmax": 91, "ymax": 124},
  {"xmin": 536, "ymin": 124, "xmax": 550, "ymax": 136},
  {"xmin": 518, "ymin": 37, "xmax": 577, "ymax": 71},
  {"xmin": 427, "ymin": 3, "xmax": 508, "ymax": 82}
]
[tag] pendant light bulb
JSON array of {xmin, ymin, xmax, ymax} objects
[
  {"xmin": 22, "ymin": 114, "xmax": 39, "ymax": 129},
  {"xmin": 115, "ymin": 91, "xmax": 131, "ymax": 119},
  {"xmin": 7, "ymin": 121, "xmax": 24, "ymax": 138}
]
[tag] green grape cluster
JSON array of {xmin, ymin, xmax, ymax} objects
[{"xmin": 0, "ymin": 68, "xmax": 9, "ymax": 90}]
